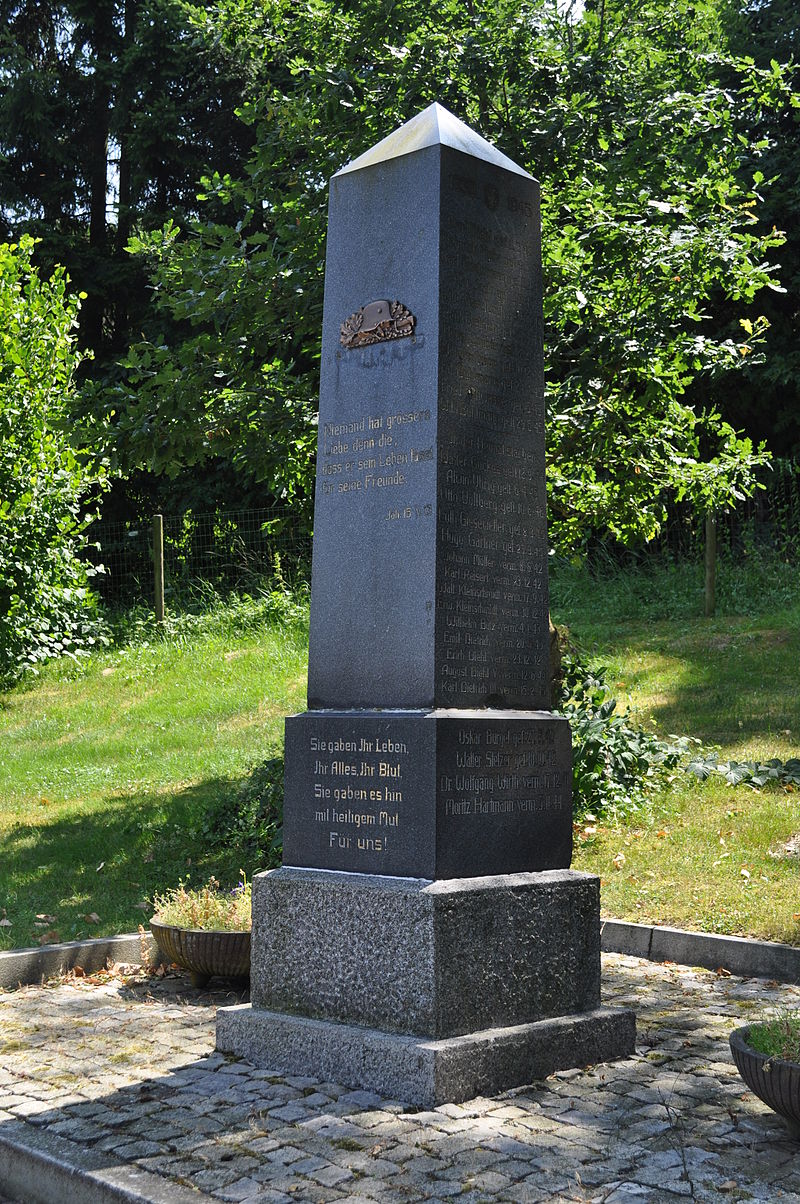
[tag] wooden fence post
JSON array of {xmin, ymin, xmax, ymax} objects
[
  {"xmin": 704, "ymin": 509, "xmax": 717, "ymax": 617},
  {"xmin": 153, "ymin": 513, "xmax": 165, "ymax": 623}
]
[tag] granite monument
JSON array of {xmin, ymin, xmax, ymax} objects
[{"xmin": 217, "ymin": 103, "xmax": 635, "ymax": 1104}]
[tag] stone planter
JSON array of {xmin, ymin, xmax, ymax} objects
[
  {"xmin": 730, "ymin": 1025, "xmax": 800, "ymax": 1138},
  {"xmin": 150, "ymin": 919, "xmax": 250, "ymax": 989}
]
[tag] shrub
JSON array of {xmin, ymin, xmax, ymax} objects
[
  {"xmin": 199, "ymin": 756, "xmax": 284, "ymax": 866},
  {"xmin": 0, "ymin": 237, "xmax": 106, "ymax": 684},
  {"xmin": 558, "ymin": 651, "xmax": 694, "ymax": 822}
]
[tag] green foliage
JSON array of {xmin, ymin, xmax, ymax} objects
[
  {"xmin": 0, "ymin": 0, "xmax": 254, "ymax": 365},
  {"xmin": 747, "ymin": 1013, "xmax": 800, "ymax": 1065},
  {"xmin": 0, "ymin": 236, "xmax": 106, "ymax": 684},
  {"xmin": 89, "ymin": 0, "xmax": 792, "ymax": 543},
  {"xmin": 106, "ymin": 578, "xmax": 309, "ymax": 652},
  {"xmin": 561, "ymin": 647, "xmax": 800, "ymax": 832},
  {"xmin": 686, "ymin": 752, "xmax": 800, "ymax": 788},
  {"xmin": 559, "ymin": 652, "xmax": 694, "ymax": 821},
  {"xmin": 0, "ymin": 584, "xmax": 308, "ymax": 949},
  {"xmin": 718, "ymin": 0, "xmax": 800, "ymax": 458},
  {"xmin": 199, "ymin": 758, "xmax": 284, "ymax": 868},
  {"xmin": 551, "ymin": 545, "xmax": 800, "ymax": 621},
  {"xmin": 152, "ymin": 874, "xmax": 252, "ymax": 931}
]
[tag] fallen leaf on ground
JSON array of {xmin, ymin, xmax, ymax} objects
[
  {"xmin": 0, "ymin": 918, "xmax": 11, "ymax": 928},
  {"xmin": 35, "ymin": 913, "xmax": 57, "ymax": 923},
  {"xmin": 96, "ymin": 862, "xmax": 105, "ymax": 873},
  {"xmin": 612, "ymin": 852, "xmax": 626, "ymax": 869},
  {"xmin": 84, "ymin": 913, "xmax": 101, "ymax": 924},
  {"xmin": 73, "ymin": 965, "xmax": 85, "ymax": 977},
  {"xmin": 37, "ymin": 930, "xmax": 60, "ymax": 945}
]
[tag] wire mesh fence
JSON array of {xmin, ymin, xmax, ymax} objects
[
  {"xmin": 656, "ymin": 458, "xmax": 800, "ymax": 563},
  {"xmin": 86, "ymin": 507, "xmax": 311, "ymax": 606},
  {"xmin": 85, "ymin": 460, "xmax": 799, "ymax": 610}
]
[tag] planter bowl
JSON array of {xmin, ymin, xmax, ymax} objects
[
  {"xmin": 730, "ymin": 1024, "xmax": 800, "ymax": 1138},
  {"xmin": 150, "ymin": 918, "xmax": 250, "ymax": 988}
]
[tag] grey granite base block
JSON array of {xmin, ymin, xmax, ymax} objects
[
  {"xmin": 216, "ymin": 1004, "xmax": 636, "ymax": 1107},
  {"xmin": 251, "ymin": 867, "xmax": 602, "ymax": 1037}
]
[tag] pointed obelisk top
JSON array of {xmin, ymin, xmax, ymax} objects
[{"xmin": 334, "ymin": 101, "xmax": 533, "ymax": 180}]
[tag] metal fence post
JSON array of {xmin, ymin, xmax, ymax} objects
[{"xmin": 153, "ymin": 513, "xmax": 165, "ymax": 623}]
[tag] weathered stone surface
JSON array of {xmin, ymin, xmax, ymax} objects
[
  {"xmin": 282, "ymin": 710, "xmax": 572, "ymax": 879},
  {"xmin": 6, "ymin": 953, "xmax": 800, "ymax": 1204},
  {"xmin": 249, "ymin": 868, "xmax": 601, "ymax": 1037},
  {"xmin": 216, "ymin": 1005, "xmax": 636, "ymax": 1109},
  {"xmin": 231, "ymin": 104, "xmax": 612, "ymax": 1108}
]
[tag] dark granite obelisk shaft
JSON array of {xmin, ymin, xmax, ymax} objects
[
  {"xmin": 308, "ymin": 145, "xmax": 547, "ymax": 711},
  {"xmin": 282, "ymin": 105, "xmax": 569, "ymax": 880}
]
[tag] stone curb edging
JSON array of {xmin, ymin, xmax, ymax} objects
[
  {"xmin": 0, "ymin": 933, "xmax": 162, "ymax": 992},
  {"xmin": 0, "ymin": 1122, "xmax": 215, "ymax": 1204},
  {"xmin": 4, "ymin": 920, "xmax": 800, "ymax": 993},
  {"xmin": 601, "ymin": 918, "xmax": 800, "ymax": 984}
]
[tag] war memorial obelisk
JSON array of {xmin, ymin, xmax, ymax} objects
[{"xmin": 217, "ymin": 104, "xmax": 635, "ymax": 1104}]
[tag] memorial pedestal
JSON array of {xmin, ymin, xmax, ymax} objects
[
  {"xmin": 282, "ymin": 709, "xmax": 573, "ymax": 880},
  {"xmin": 217, "ymin": 868, "xmax": 635, "ymax": 1106}
]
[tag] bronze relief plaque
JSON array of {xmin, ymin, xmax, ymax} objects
[{"xmin": 340, "ymin": 299, "xmax": 415, "ymax": 349}]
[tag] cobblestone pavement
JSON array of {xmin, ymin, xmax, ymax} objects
[{"xmin": 2, "ymin": 954, "xmax": 800, "ymax": 1203}]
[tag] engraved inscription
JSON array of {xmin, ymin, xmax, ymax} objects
[
  {"xmin": 435, "ymin": 175, "xmax": 548, "ymax": 706},
  {"xmin": 319, "ymin": 406, "xmax": 434, "ymax": 508},
  {"xmin": 309, "ymin": 733, "xmax": 408, "ymax": 857},
  {"xmin": 439, "ymin": 726, "xmax": 570, "ymax": 821}
]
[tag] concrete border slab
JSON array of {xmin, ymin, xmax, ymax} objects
[
  {"xmin": 4, "ymin": 917, "xmax": 800, "ymax": 997},
  {"xmin": 0, "ymin": 1121, "xmax": 215, "ymax": 1204},
  {"xmin": 0, "ymin": 933, "xmax": 160, "ymax": 991},
  {"xmin": 602, "ymin": 919, "xmax": 800, "ymax": 983}
]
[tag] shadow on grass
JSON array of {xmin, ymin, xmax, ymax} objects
[
  {"xmin": 568, "ymin": 616, "xmax": 800, "ymax": 754},
  {"xmin": 0, "ymin": 763, "xmax": 283, "ymax": 952}
]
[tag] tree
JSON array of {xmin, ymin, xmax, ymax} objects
[
  {"xmin": 0, "ymin": 0, "xmax": 254, "ymax": 365},
  {"xmin": 712, "ymin": 0, "xmax": 800, "ymax": 458},
  {"xmin": 97, "ymin": 0, "xmax": 789, "ymax": 547},
  {"xmin": 0, "ymin": 236, "xmax": 104, "ymax": 683}
]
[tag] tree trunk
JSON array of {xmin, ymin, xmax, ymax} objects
[{"xmin": 82, "ymin": 1, "xmax": 115, "ymax": 353}]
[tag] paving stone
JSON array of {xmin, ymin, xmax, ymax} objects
[
  {"xmin": 312, "ymin": 1162, "xmax": 357, "ymax": 1186},
  {"xmin": 5, "ymin": 955, "xmax": 800, "ymax": 1203}
]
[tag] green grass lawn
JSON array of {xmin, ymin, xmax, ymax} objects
[
  {"xmin": 553, "ymin": 558, "xmax": 800, "ymax": 945},
  {"xmin": 2, "ymin": 557, "xmax": 799, "ymax": 951},
  {"xmin": 0, "ymin": 597, "xmax": 307, "ymax": 951}
]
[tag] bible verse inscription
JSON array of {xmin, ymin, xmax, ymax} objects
[{"xmin": 319, "ymin": 406, "xmax": 433, "ymax": 522}]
